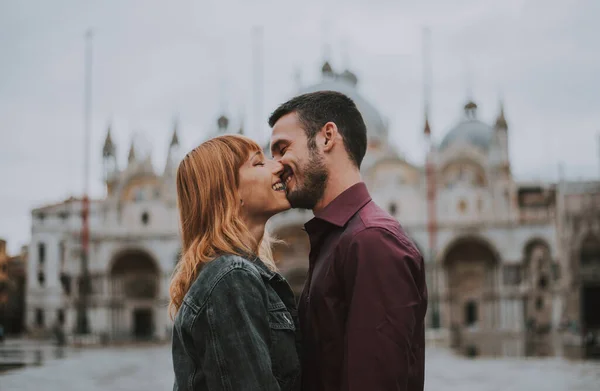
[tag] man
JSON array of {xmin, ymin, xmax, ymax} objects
[{"xmin": 269, "ymin": 90, "xmax": 428, "ymax": 391}]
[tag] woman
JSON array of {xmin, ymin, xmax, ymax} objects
[{"xmin": 170, "ymin": 135, "xmax": 301, "ymax": 391}]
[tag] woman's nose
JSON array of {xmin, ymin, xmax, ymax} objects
[{"xmin": 270, "ymin": 159, "xmax": 284, "ymax": 175}]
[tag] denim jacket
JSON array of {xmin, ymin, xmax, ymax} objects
[{"xmin": 172, "ymin": 254, "xmax": 301, "ymax": 391}]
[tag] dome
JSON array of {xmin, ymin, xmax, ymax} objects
[
  {"xmin": 298, "ymin": 77, "xmax": 388, "ymax": 142},
  {"xmin": 439, "ymin": 102, "xmax": 493, "ymax": 152}
]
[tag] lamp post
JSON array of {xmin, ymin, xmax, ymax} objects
[{"xmin": 76, "ymin": 29, "xmax": 93, "ymax": 335}]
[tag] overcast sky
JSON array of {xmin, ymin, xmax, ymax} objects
[{"xmin": 1, "ymin": 0, "xmax": 599, "ymax": 253}]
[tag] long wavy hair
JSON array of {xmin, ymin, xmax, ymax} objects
[{"xmin": 169, "ymin": 135, "xmax": 278, "ymax": 318}]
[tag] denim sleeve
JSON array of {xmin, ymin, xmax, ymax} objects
[{"xmin": 194, "ymin": 267, "xmax": 281, "ymax": 391}]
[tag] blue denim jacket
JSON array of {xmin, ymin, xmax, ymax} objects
[{"xmin": 172, "ymin": 254, "xmax": 301, "ymax": 391}]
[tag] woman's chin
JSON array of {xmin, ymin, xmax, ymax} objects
[
  {"xmin": 278, "ymin": 201, "xmax": 291, "ymax": 213},
  {"xmin": 272, "ymin": 200, "xmax": 291, "ymax": 215}
]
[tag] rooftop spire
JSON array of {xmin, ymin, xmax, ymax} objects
[
  {"xmin": 424, "ymin": 115, "xmax": 431, "ymax": 137},
  {"xmin": 464, "ymin": 100, "xmax": 478, "ymax": 119},
  {"xmin": 217, "ymin": 114, "xmax": 229, "ymax": 132},
  {"xmin": 495, "ymin": 101, "xmax": 508, "ymax": 130},
  {"xmin": 102, "ymin": 124, "xmax": 115, "ymax": 157},
  {"xmin": 422, "ymin": 27, "xmax": 433, "ymax": 139},
  {"xmin": 128, "ymin": 140, "xmax": 136, "ymax": 163},
  {"xmin": 170, "ymin": 118, "xmax": 180, "ymax": 147}
]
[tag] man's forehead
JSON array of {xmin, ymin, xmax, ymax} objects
[{"xmin": 270, "ymin": 113, "xmax": 304, "ymax": 144}]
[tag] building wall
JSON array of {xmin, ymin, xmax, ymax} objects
[{"xmin": 0, "ymin": 240, "xmax": 27, "ymax": 335}]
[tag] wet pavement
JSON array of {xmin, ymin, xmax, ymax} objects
[{"xmin": 1, "ymin": 341, "xmax": 599, "ymax": 390}]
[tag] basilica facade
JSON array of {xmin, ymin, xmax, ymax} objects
[{"xmin": 26, "ymin": 61, "xmax": 599, "ymax": 358}]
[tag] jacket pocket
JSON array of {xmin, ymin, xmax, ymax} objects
[{"xmin": 268, "ymin": 308, "xmax": 301, "ymax": 389}]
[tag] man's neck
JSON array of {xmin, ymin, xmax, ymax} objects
[{"xmin": 313, "ymin": 169, "xmax": 362, "ymax": 213}]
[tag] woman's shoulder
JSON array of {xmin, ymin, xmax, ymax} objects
[{"xmin": 182, "ymin": 254, "xmax": 264, "ymax": 312}]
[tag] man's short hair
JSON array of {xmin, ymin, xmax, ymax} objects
[{"xmin": 268, "ymin": 90, "xmax": 368, "ymax": 168}]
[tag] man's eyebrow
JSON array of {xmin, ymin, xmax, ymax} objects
[{"xmin": 270, "ymin": 140, "xmax": 282, "ymax": 153}]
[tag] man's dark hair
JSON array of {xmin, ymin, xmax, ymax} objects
[{"xmin": 268, "ymin": 90, "xmax": 367, "ymax": 168}]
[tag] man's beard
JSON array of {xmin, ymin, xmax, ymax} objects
[{"xmin": 287, "ymin": 152, "xmax": 328, "ymax": 210}]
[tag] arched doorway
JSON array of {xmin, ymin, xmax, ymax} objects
[
  {"xmin": 443, "ymin": 237, "xmax": 499, "ymax": 354},
  {"xmin": 522, "ymin": 239, "xmax": 554, "ymax": 356},
  {"xmin": 579, "ymin": 235, "xmax": 600, "ymax": 358},
  {"xmin": 110, "ymin": 249, "xmax": 160, "ymax": 340},
  {"xmin": 272, "ymin": 225, "xmax": 309, "ymax": 299}
]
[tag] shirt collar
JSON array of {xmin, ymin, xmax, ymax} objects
[{"xmin": 305, "ymin": 182, "xmax": 372, "ymax": 231}]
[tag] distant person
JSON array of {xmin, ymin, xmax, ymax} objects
[
  {"xmin": 170, "ymin": 135, "xmax": 300, "ymax": 390},
  {"xmin": 269, "ymin": 91, "xmax": 428, "ymax": 391}
]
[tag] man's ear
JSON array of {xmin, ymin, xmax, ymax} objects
[{"xmin": 322, "ymin": 122, "xmax": 338, "ymax": 153}]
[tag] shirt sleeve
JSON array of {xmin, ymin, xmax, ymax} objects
[
  {"xmin": 193, "ymin": 267, "xmax": 281, "ymax": 391},
  {"xmin": 339, "ymin": 227, "xmax": 425, "ymax": 391}
]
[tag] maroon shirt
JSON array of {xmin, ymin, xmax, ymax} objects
[{"xmin": 299, "ymin": 182, "xmax": 427, "ymax": 391}]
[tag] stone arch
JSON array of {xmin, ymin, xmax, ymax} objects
[
  {"xmin": 523, "ymin": 237, "xmax": 551, "ymax": 260},
  {"xmin": 109, "ymin": 248, "xmax": 160, "ymax": 300},
  {"xmin": 522, "ymin": 238, "xmax": 553, "ymax": 281},
  {"xmin": 579, "ymin": 234, "xmax": 600, "ymax": 267},
  {"xmin": 577, "ymin": 234, "xmax": 600, "ymax": 357},
  {"xmin": 522, "ymin": 238, "xmax": 554, "ymax": 355},
  {"xmin": 439, "ymin": 234, "xmax": 501, "ymax": 264},
  {"xmin": 441, "ymin": 236, "xmax": 500, "ymax": 351},
  {"xmin": 109, "ymin": 247, "xmax": 160, "ymax": 275},
  {"xmin": 108, "ymin": 247, "xmax": 160, "ymax": 340}
]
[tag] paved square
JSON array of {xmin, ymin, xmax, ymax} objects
[{"xmin": 1, "ymin": 343, "xmax": 599, "ymax": 390}]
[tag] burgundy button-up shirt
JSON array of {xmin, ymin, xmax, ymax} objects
[{"xmin": 299, "ymin": 182, "xmax": 427, "ymax": 391}]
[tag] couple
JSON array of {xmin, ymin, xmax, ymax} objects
[{"xmin": 170, "ymin": 91, "xmax": 428, "ymax": 391}]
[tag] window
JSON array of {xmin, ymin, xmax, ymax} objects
[
  {"xmin": 464, "ymin": 300, "xmax": 478, "ymax": 327},
  {"xmin": 503, "ymin": 265, "xmax": 522, "ymax": 285},
  {"xmin": 57, "ymin": 309, "xmax": 65, "ymax": 325},
  {"xmin": 60, "ymin": 273, "xmax": 72, "ymax": 295},
  {"xmin": 59, "ymin": 211, "xmax": 69, "ymax": 221},
  {"xmin": 535, "ymin": 297, "xmax": 544, "ymax": 311},
  {"xmin": 538, "ymin": 275, "xmax": 548, "ymax": 289},
  {"xmin": 38, "ymin": 271, "xmax": 45, "ymax": 286},
  {"xmin": 458, "ymin": 199, "xmax": 468, "ymax": 214},
  {"xmin": 35, "ymin": 308, "xmax": 45, "ymax": 327},
  {"xmin": 38, "ymin": 212, "xmax": 46, "ymax": 222},
  {"xmin": 59, "ymin": 241, "xmax": 66, "ymax": 268},
  {"xmin": 141, "ymin": 212, "xmax": 150, "ymax": 226},
  {"xmin": 38, "ymin": 242, "xmax": 46, "ymax": 264},
  {"xmin": 552, "ymin": 263, "xmax": 561, "ymax": 281}
]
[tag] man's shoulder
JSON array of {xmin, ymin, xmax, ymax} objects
[{"xmin": 344, "ymin": 201, "xmax": 421, "ymax": 259}]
